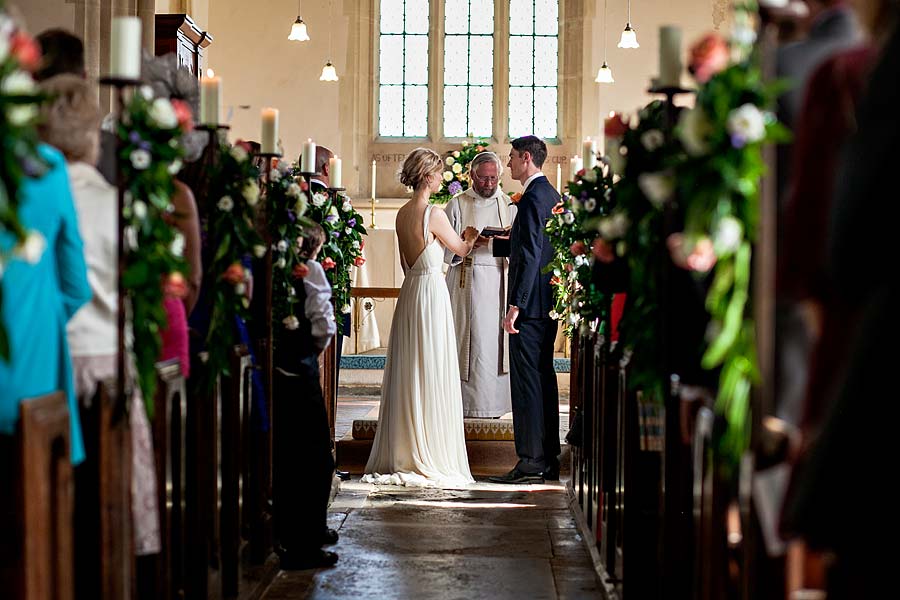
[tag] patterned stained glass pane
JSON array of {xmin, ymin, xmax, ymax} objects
[
  {"xmin": 468, "ymin": 36, "xmax": 493, "ymax": 86},
  {"xmin": 405, "ymin": 36, "xmax": 429, "ymax": 84},
  {"xmin": 445, "ymin": 0, "xmax": 468, "ymax": 34},
  {"xmin": 468, "ymin": 86, "xmax": 493, "ymax": 137},
  {"xmin": 444, "ymin": 35, "xmax": 468, "ymax": 85},
  {"xmin": 534, "ymin": 36, "xmax": 557, "ymax": 87},
  {"xmin": 379, "ymin": 86, "xmax": 404, "ymax": 136},
  {"xmin": 509, "ymin": 0, "xmax": 534, "ymax": 35},
  {"xmin": 508, "ymin": 36, "xmax": 534, "ymax": 86},
  {"xmin": 469, "ymin": 0, "xmax": 494, "ymax": 34},
  {"xmin": 404, "ymin": 85, "xmax": 428, "ymax": 136},
  {"xmin": 381, "ymin": 0, "xmax": 404, "ymax": 33},
  {"xmin": 508, "ymin": 87, "xmax": 534, "ymax": 138},
  {"xmin": 379, "ymin": 35, "xmax": 404, "ymax": 85},
  {"xmin": 405, "ymin": 0, "xmax": 430, "ymax": 34},
  {"xmin": 443, "ymin": 86, "xmax": 468, "ymax": 137},
  {"xmin": 534, "ymin": 86, "xmax": 557, "ymax": 138},
  {"xmin": 534, "ymin": 0, "xmax": 558, "ymax": 36}
]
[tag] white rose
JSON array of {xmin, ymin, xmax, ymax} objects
[
  {"xmin": 170, "ymin": 232, "xmax": 185, "ymax": 257},
  {"xmin": 15, "ymin": 231, "xmax": 46, "ymax": 264},
  {"xmin": 567, "ymin": 312, "xmax": 579, "ymax": 325},
  {"xmin": 243, "ymin": 182, "xmax": 260, "ymax": 207},
  {"xmin": 168, "ymin": 158, "xmax": 183, "ymax": 175},
  {"xmin": 727, "ymin": 103, "xmax": 766, "ymax": 146},
  {"xmin": 132, "ymin": 200, "xmax": 148, "ymax": 220},
  {"xmin": 640, "ymin": 129, "xmax": 665, "ymax": 152},
  {"xmin": 282, "ymin": 315, "xmax": 300, "ymax": 330},
  {"xmin": 452, "ymin": 162, "xmax": 462, "ymax": 174},
  {"xmin": 230, "ymin": 145, "xmax": 249, "ymax": 163},
  {"xmin": 445, "ymin": 156, "xmax": 455, "ymax": 166},
  {"xmin": 583, "ymin": 198, "xmax": 597, "ymax": 212},
  {"xmin": 731, "ymin": 25, "xmax": 757, "ymax": 48},
  {"xmin": 294, "ymin": 196, "xmax": 309, "ymax": 216},
  {"xmin": 345, "ymin": 227, "xmax": 353, "ymax": 234},
  {"xmin": 287, "ymin": 183, "xmax": 302, "ymax": 198},
  {"xmin": 1, "ymin": 70, "xmax": 36, "ymax": 95},
  {"xmin": 443, "ymin": 171, "xmax": 453, "ymax": 182},
  {"xmin": 130, "ymin": 149, "xmax": 151, "ymax": 170},
  {"xmin": 581, "ymin": 168, "xmax": 597, "ymax": 183},
  {"xmin": 574, "ymin": 254, "xmax": 588, "ymax": 267},
  {"xmin": 563, "ymin": 212, "xmax": 575, "ymax": 225},
  {"xmin": 312, "ymin": 192, "xmax": 328, "ymax": 207},
  {"xmin": 148, "ymin": 98, "xmax": 178, "ymax": 129},
  {"xmin": 270, "ymin": 168, "xmax": 282, "ymax": 182},
  {"xmin": 139, "ymin": 85, "xmax": 155, "ymax": 100},
  {"xmin": 638, "ymin": 172, "xmax": 675, "ymax": 209},
  {"xmin": 217, "ymin": 195, "xmax": 234, "ymax": 212},
  {"xmin": 275, "ymin": 257, "xmax": 286, "ymax": 269},
  {"xmin": 597, "ymin": 211, "xmax": 630, "ymax": 240},
  {"xmin": 341, "ymin": 304, "xmax": 351, "ymax": 314},
  {"xmin": 329, "ymin": 205, "xmax": 339, "ymax": 217},
  {"xmin": 677, "ymin": 107, "xmax": 712, "ymax": 157},
  {"xmin": 235, "ymin": 282, "xmax": 246, "ymax": 295},
  {"xmin": 352, "ymin": 240, "xmax": 360, "ymax": 249},
  {"xmin": 713, "ymin": 216, "xmax": 743, "ymax": 255},
  {"xmin": 253, "ymin": 244, "xmax": 267, "ymax": 258},
  {"xmin": 7, "ymin": 104, "xmax": 37, "ymax": 126},
  {"xmin": 453, "ymin": 151, "xmax": 461, "ymax": 158},
  {"xmin": 277, "ymin": 240, "xmax": 288, "ymax": 252},
  {"xmin": 342, "ymin": 199, "xmax": 353, "ymax": 212}
]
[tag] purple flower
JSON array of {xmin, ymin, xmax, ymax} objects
[
  {"xmin": 448, "ymin": 181, "xmax": 463, "ymax": 195},
  {"xmin": 287, "ymin": 210, "xmax": 296, "ymax": 223},
  {"xmin": 129, "ymin": 131, "xmax": 141, "ymax": 144},
  {"xmin": 730, "ymin": 134, "xmax": 747, "ymax": 149},
  {"xmin": 325, "ymin": 214, "xmax": 338, "ymax": 223},
  {"xmin": 139, "ymin": 141, "xmax": 151, "ymax": 151},
  {"xmin": 348, "ymin": 218, "xmax": 357, "ymax": 228},
  {"xmin": 332, "ymin": 231, "xmax": 341, "ymax": 238},
  {"xmin": 580, "ymin": 191, "xmax": 588, "ymax": 198}
]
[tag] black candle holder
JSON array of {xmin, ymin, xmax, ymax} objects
[{"xmin": 327, "ymin": 187, "xmax": 346, "ymax": 193}]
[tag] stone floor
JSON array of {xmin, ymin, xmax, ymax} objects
[{"xmin": 260, "ymin": 480, "xmax": 603, "ymax": 599}]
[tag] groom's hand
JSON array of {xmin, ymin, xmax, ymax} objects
[{"xmin": 503, "ymin": 305, "xmax": 520, "ymax": 334}]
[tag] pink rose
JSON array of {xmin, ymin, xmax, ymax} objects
[
  {"xmin": 321, "ymin": 257, "xmax": 336, "ymax": 270},
  {"xmin": 354, "ymin": 256, "xmax": 366, "ymax": 267},
  {"xmin": 292, "ymin": 263, "xmax": 310, "ymax": 279},
  {"xmin": 688, "ymin": 33, "xmax": 730, "ymax": 84},
  {"xmin": 591, "ymin": 238, "xmax": 615, "ymax": 264},
  {"xmin": 164, "ymin": 272, "xmax": 188, "ymax": 298},
  {"xmin": 570, "ymin": 241, "xmax": 587, "ymax": 256},
  {"xmin": 170, "ymin": 99, "xmax": 194, "ymax": 132},
  {"xmin": 12, "ymin": 33, "xmax": 41, "ymax": 72},
  {"xmin": 221, "ymin": 262, "xmax": 244, "ymax": 284}
]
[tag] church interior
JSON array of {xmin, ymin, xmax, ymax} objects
[{"xmin": 1, "ymin": 0, "xmax": 895, "ymax": 598}]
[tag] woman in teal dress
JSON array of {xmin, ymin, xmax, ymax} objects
[{"xmin": 0, "ymin": 144, "xmax": 91, "ymax": 464}]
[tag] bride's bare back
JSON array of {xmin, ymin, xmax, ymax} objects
[{"xmin": 396, "ymin": 201, "xmax": 476, "ymax": 269}]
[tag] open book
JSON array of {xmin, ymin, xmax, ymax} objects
[{"xmin": 480, "ymin": 225, "xmax": 512, "ymax": 238}]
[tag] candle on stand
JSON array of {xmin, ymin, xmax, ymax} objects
[
  {"xmin": 658, "ymin": 25, "xmax": 683, "ymax": 88},
  {"xmin": 302, "ymin": 139, "xmax": 317, "ymax": 173},
  {"xmin": 200, "ymin": 69, "xmax": 221, "ymax": 126},
  {"xmin": 110, "ymin": 17, "xmax": 142, "ymax": 79},
  {"xmin": 569, "ymin": 155, "xmax": 583, "ymax": 181},
  {"xmin": 329, "ymin": 156, "xmax": 342, "ymax": 188},
  {"xmin": 556, "ymin": 163, "xmax": 562, "ymax": 192},
  {"xmin": 583, "ymin": 138, "xmax": 597, "ymax": 170},
  {"xmin": 371, "ymin": 159, "xmax": 377, "ymax": 199},
  {"xmin": 260, "ymin": 108, "xmax": 279, "ymax": 154}
]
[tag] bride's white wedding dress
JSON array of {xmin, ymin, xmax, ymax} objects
[{"xmin": 362, "ymin": 205, "xmax": 474, "ymax": 488}]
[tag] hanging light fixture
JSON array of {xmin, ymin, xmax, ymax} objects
[
  {"xmin": 596, "ymin": 0, "xmax": 614, "ymax": 83},
  {"xmin": 618, "ymin": 0, "xmax": 639, "ymax": 48},
  {"xmin": 288, "ymin": 0, "xmax": 310, "ymax": 41},
  {"xmin": 319, "ymin": 0, "xmax": 338, "ymax": 81}
]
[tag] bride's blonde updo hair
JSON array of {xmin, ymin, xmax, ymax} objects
[{"xmin": 399, "ymin": 148, "xmax": 443, "ymax": 189}]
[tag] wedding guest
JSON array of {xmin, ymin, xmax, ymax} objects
[
  {"xmin": 273, "ymin": 224, "xmax": 339, "ymax": 569},
  {"xmin": 37, "ymin": 73, "xmax": 162, "ymax": 560}
]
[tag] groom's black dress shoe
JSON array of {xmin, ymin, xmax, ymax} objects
[
  {"xmin": 321, "ymin": 528, "xmax": 339, "ymax": 545},
  {"xmin": 542, "ymin": 464, "xmax": 560, "ymax": 481},
  {"xmin": 277, "ymin": 548, "xmax": 339, "ymax": 570},
  {"xmin": 488, "ymin": 468, "xmax": 544, "ymax": 484}
]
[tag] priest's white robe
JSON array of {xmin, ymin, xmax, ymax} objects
[{"xmin": 443, "ymin": 188, "xmax": 517, "ymax": 418}]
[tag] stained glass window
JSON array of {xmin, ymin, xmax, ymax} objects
[
  {"xmin": 508, "ymin": 0, "xmax": 558, "ymax": 139},
  {"xmin": 379, "ymin": 0, "xmax": 430, "ymax": 137},
  {"xmin": 443, "ymin": 0, "xmax": 494, "ymax": 138}
]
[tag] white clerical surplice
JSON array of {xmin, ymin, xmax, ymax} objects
[{"xmin": 444, "ymin": 187, "xmax": 517, "ymax": 418}]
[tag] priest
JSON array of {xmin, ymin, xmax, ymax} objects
[{"xmin": 444, "ymin": 152, "xmax": 516, "ymax": 418}]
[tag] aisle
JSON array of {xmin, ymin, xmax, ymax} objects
[{"xmin": 261, "ymin": 480, "xmax": 603, "ymax": 599}]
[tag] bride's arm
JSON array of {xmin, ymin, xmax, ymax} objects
[{"xmin": 430, "ymin": 208, "xmax": 477, "ymax": 257}]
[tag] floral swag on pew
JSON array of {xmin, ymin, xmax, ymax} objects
[{"xmin": 0, "ymin": 10, "xmax": 45, "ymax": 361}]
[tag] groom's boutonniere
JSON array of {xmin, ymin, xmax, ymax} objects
[{"xmin": 510, "ymin": 192, "xmax": 522, "ymax": 205}]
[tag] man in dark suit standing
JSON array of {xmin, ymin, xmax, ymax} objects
[{"xmin": 488, "ymin": 136, "xmax": 560, "ymax": 484}]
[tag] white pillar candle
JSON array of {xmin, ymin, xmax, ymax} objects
[
  {"xmin": 583, "ymin": 138, "xmax": 597, "ymax": 170},
  {"xmin": 556, "ymin": 163, "xmax": 562, "ymax": 192},
  {"xmin": 371, "ymin": 159, "xmax": 377, "ymax": 199},
  {"xmin": 302, "ymin": 139, "xmax": 317, "ymax": 173},
  {"xmin": 260, "ymin": 108, "xmax": 279, "ymax": 154},
  {"xmin": 658, "ymin": 25, "xmax": 683, "ymax": 88},
  {"xmin": 199, "ymin": 69, "xmax": 221, "ymax": 126},
  {"xmin": 110, "ymin": 17, "xmax": 142, "ymax": 79},
  {"xmin": 569, "ymin": 155, "xmax": 583, "ymax": 181},
  {"xmin": 328, "ymin": 156, "xmax": 342, "ymax": 188}
]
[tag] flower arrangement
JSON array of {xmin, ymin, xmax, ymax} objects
[
  {"xmin": 430, "ymin": 138, "xmax": 493, "ymax": 205},
  {"xmin": 0, "ymin": 10, "xmax": 46, "ymax": 360},
  {"xmin": 303, "ymin": 180, "xmax": 367, "ymax": 328},
  {"xmin": 116, "ymin": 87, "xmax": 188, "ymax": 415},
  {"xmin": 544, "ymin": 162, "xmax": 616, "ymax": 337},
  {"xmin": 266, "ymin": 160, "xmax": 315, "ymax": 333},
  {"xmin": 201, "ymin": 140, "xmax": 264, "ymax": 387}
]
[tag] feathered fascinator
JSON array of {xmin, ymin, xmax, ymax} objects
[{"xmin": 141, "ymin": 51, "xmax": 206, "ymax": 161}]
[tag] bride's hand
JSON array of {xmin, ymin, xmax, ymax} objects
[{"xmin": 462, "ymin": 226, "xmax": 479, "ymax": 243}]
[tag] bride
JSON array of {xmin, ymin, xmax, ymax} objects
[{"xmin": 363, "ymin": 149, "xmax": 479, "ymax": 487}]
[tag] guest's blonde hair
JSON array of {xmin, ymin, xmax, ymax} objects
[
  {"xmin": 399, "ymin": 148, "xmax": 442, "ymax": 190},
  {"xmin": 37, "ymin": 74, "xmax": 101, "ymax": 164}
]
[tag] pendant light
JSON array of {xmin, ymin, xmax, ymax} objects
[
  {"xmin": 319, "ymin": 0, "xmax": 339, "ymax": 81},
  {"xmin": 595, "ymin": 0, "xmax": 614, "ymax": 83},
  {"xmin": 288, "ymin": 0, "xmax": 310, "ymax": 41},
  {"xmin": 617, "ymin": 0, "xmax": 639, "ymax": 48}
]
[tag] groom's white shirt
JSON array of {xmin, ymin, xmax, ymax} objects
[{"xmin": 521, "ymin": 171, "xmax": 546, "ymax": 194}]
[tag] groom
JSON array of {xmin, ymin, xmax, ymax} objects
[{"xmin": 489, "ymin": 136, "xmax": 561, "ymax": 484}]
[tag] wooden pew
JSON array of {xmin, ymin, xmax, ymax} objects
[{"xmin": 0, "ymin": 392, "xmax": 75, "ymax": 600}]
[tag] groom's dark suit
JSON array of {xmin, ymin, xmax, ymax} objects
[{"xmin": 506, "ymin": 175, "xmax": 560, "ymax": 475}]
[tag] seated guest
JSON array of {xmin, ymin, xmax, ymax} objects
[
  {"xmin": 273, "ymin": 224, "xmax": 339, "ymax": 569},
  {"xmin": 37, "ymin": 74, "xmax": 161, "ymax": 557}
]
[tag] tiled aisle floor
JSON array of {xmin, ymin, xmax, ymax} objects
[{"xmin": 261, "ymin": 480, "xmax": 602, "ymax": 599}]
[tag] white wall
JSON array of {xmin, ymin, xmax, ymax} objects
[{"xmin": 10, "ymin": 0, "xmax": 75, "ymax": 35}]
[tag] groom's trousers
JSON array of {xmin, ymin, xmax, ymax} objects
[{"xmin": 509, "ymin": 316, "xmax": 560, "ymax": 474}]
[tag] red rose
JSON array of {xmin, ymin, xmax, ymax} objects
[
  {"xmin": 551, "ymin": 203, "xmax": 565, "ymax": 215},
  {"xmin": 11, "ymin": 32, "xmax": 41, "ymax": 72},
  {"xmin": 576, "ymin": 169, "xmax": 585, "ymax": 177},
  {"xmin": 321, "ymin": 257, "xmax": 336, "ymax": 270},
  {"xmin": 570, "ymin": 241, "xmax": 587, "ymax": 256},
  {"xmin": 164, "ymin": 272, "xmax": 188, "ymax": 298},
  {"xmin": 300, "ymin": 181, "xmax": 309, "ymax": 192},
  {"xmin": 221, "ymin": 262, "xmax": 244, "ymax": 284},
  {"xmin": 688, "ymin": 33, "xmax": 730, "ymax": 84},
  {"xmin": 170, "ymin": 99, "xmax": 194, "ymax": 132},
  {"xmin": 292, "ymin": 263, "xmax": 310, "ymax": 279},
  {"xmin": 604, "ymin": 113, "xmax": 629, "ymax": 138},
  {"xmin": 354, "ymin": 256, "xmax": 366, "ymax": 267},
  {"xmin": 591, "ymin": 238, "xmax": 615, "ymax": 264}
]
